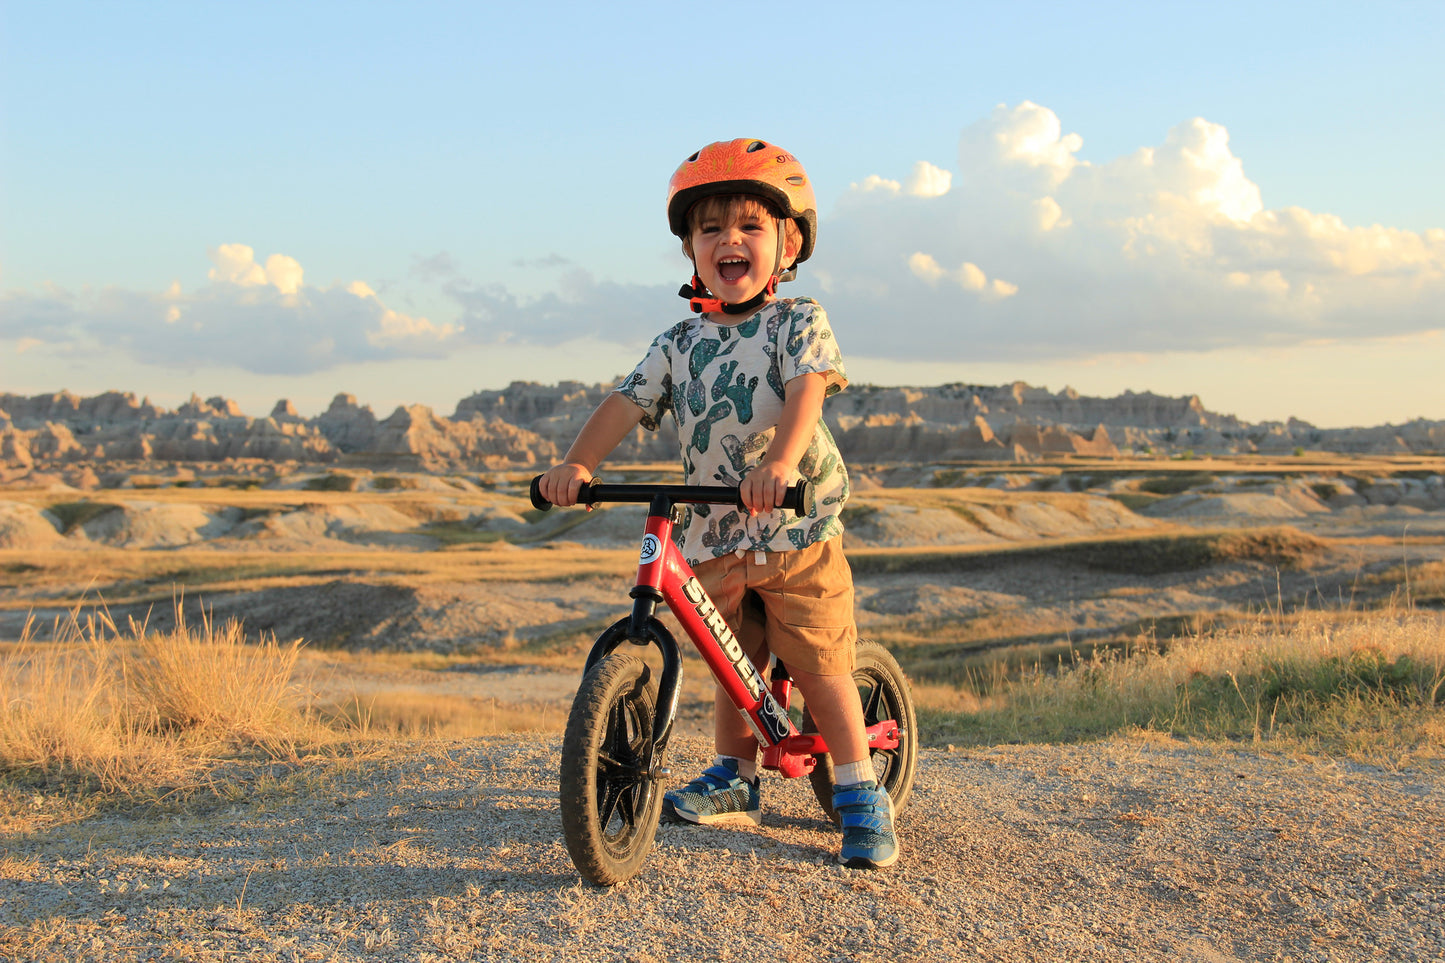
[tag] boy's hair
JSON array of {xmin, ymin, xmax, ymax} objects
[{"xmin": 682, "ymin": 194, "xmax": 804, "ymax": 265}]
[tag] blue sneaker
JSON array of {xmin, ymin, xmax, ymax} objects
[
  {"xmin": 662, "ymin": 759, "xmax": 761, "ymax": 826},
  {"xmin": 834, "ymin": 781, "xmax": 898, "ymax": 869}
]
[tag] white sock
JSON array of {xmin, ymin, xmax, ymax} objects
[
  {"xmin": 719, "ymin": 755, "xmax": 758, "ymax": 783},
  {"xmin": 833, "ymin": 759, "xmax": 875, "ymax": 788}
]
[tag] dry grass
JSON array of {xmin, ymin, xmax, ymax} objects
[
  {"xmin": 0, "ymin": 604, "xmax": 310, "ymax": 793},
  {"xmin": 130, "ymin": 610, "xmax": 304, "ymax": 737},
  {"xmin": 924, "ymin": 605, "xmax": 1445, "ymax": 765},
  {"xmin": 312, "ymin": 690, "xmax": 564, "ymax": 739},
  {"xmin": 0, "ymin": 600, "xmax": 580, "ymax": 798},
  {"xmin": 1373, "ymin": 559, "xmax": 1445, "ymax": 607},
  {"xmin": 5, "ymin": 596, "xmax": 1441, "ymax": 804}
]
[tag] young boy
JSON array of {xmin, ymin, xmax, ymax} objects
[{"xmin": 536, "ymin": 138, "xmax": 898, "ymax": 870}]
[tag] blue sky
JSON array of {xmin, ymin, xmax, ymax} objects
[{"xmin": 2, "ymin": 0, "xmax": 1442, "ymax": 427}]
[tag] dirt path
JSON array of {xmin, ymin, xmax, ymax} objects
[{"xmin": 3, "ymin": 735, "xmax": 1442, "ymax": 962}]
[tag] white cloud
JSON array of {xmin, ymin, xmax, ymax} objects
[
  {"xmin": 263, "ymin": 254, "xmax": 304, "ymax": 296},
  {"xmin": 907, "ymin": 253, "xmax": 1017, "ymax": 300},
  {"xmin": 906, "ymin": 252, "xmax": 945, "ymax": 285},
  {"xmin": 904, "ymin": 161, "xmax": 952, "ymax": 198},
  {"xmin": 1033, "ymin": 196, "xmax": 1068, "ymax": 232},
  {"xmin": 3, "ymin": 102, "xmax": 1441, "ymax": 384},
  {"xmin": 206, "ymin": 244, "xmax": 304, "ymax": 295},
  {"xmin": 960, "ymin": 100, "xmax": 1081, "ymax": 189},
  {"xmin": 811, "ymin": 101, "xmax": 1445, "ymax": 362},
  {"xmin": 850, "ymin": 174, "xmax": 901, "ymax": 194},
  {"xmin": 0, "ymin": 244, "xmax": 461, "ymax": 375},
  {"xmin": 207, "ymin": 243, "xmax": 268, "ymax": 287}
]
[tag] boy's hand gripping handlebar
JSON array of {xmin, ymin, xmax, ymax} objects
[{"xmin": 529, "ymin": 475, "xmax": 814, "ymax": 517}]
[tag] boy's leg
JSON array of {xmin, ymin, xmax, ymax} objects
[
  {"xmin": 703, "ymin": 555, "xmax": 768, "ymax": 769},
  {"xmin": 663, "ymin": 555, "xmax": 765, "ymax": 827},
  {"xmin": 743, "ymin": 538, "xmax": 898, "ymax": 867},
  {"xmin": 714, "ymin": 683, "xmax": 760, "ymax": 769},
  {"xmin": 791, "ymin": 667, "xmax": 900, "ymax": 870},
  {"xmin": 661, "ymin": 688, "xmax": 761, "ymax": 825},
  {"xmin": 787, "ymin": 668, "xmax": 868, "ymax": 764}
]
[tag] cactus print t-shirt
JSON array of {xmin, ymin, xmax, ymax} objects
[{"xmin": 615, "ymin": 297, "xmax": 851, "ymax": 565}]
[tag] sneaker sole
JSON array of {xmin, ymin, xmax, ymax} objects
[
  {"xmin": 662, "ymin": 798, "xmax": 762, "ymax": 827},
  {"xmin": 838, "ymin": 790, "xmax": 898, "ymax": 870},
  {"xmin": 842, "ymin": 848, "xmax": 899, "ymax": 870}
]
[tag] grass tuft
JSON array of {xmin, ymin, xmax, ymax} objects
[
  {"xmin": 129, "ymin": 609, "xmax": 304, "ymax": 738},
  {"xmin": 923, "ymin": 607, "xmax": 1445, "ymax": 765},
  {"xmin": 0, "ymin": 604, "xmax": 306, "ymax": 793}
]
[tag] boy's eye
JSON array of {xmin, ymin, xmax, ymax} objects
[{"xmin": 695, "ymin": 218, "xmax": 769, "ymax": 235}]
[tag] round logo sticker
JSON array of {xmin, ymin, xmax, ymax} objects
[{"xmin": 639, "ymin": 534, "xmax": 661, "ymax": 564}]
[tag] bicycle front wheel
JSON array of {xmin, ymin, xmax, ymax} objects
[
  {"xmin": 559, "ymin": 653, "xmax": 663, "ymax": 885},
  {"xmin": 806, "ymin": 637, "xmax": 919, "ymax": 823}
]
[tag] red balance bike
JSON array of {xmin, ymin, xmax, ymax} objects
[{"xmin": 529, "ymin": 477, "xmax": 918, "ymax": 885}]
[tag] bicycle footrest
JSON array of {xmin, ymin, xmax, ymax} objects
[{"xmin": 866, "ymin": 723, "xmax": 901, "ymax": 750}]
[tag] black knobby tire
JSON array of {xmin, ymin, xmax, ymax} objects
[
  {"xmin": 559, "ymin": 654, "xmax": 664, "ymax": 885},
  {"xmin": 805, "ymin": 638, "xmax": 919, "ymax": 823}
]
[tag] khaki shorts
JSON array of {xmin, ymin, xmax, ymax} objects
[{"xmin": 690, "ymin": 536, "xmax": 857, "ymax": 677}]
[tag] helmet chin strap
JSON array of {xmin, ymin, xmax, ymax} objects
[
  {"xmin": 679, "ymin": 217, "xmax": 788, "ymax": 316},
  {"xmin": 679, "ymin": 275, "xmax": 776, "ymax": 315}
]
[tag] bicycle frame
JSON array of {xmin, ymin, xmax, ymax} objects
[{"xmin": 549, "ymin": 480, "xmax": 903, "ymax": 781}]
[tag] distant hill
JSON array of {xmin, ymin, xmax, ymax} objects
[{"xmin": 2, "ymin": 381, "xmax": 1441, "ymax": 475}]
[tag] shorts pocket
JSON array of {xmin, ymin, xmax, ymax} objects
[{"xmin": 781, "ymin": 589, "xmax": 854, "ymax": 629}]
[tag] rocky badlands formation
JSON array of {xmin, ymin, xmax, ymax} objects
[{"xmin": 1, "ymin": 381, "xmax": 1441, "ymax": 474}]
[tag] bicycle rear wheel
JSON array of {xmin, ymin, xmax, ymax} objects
[
  {"xmin": 805, "ymin": 638, "xmax": 918, "ymax": 823},
  {"xmin": 559, "ymin": 653, "xmax": 663, "ymax": 885}
]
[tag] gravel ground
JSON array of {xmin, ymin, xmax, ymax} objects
[{"xmin": 3, "ymin": 735, "xmax": 1442, "ymax": 962}]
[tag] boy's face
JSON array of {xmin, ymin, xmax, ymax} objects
[{"xmin": 687, "ymin": 200, "xmax": 799, "ymax": 308}]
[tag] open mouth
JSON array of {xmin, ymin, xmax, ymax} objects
[{"xmin": 717, "ymin": 257, "xmax": 750, "ymax": 283}]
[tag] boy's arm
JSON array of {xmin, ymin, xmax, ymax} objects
[
  {"xmin": 538, "ymin": 392, "xmax": 646, "ymax": 506},
  {"xmin": 740, "ymin": 371, "xmax": 828, "ymax": 514}
]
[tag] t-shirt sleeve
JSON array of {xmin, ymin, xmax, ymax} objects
[
  {"xmin": 780, "ymin": 300, "xmax": 848, "ymax": 397},
  {"xmin": 613, "ymin": 332, "xmax": 675, "ymax": 431}
]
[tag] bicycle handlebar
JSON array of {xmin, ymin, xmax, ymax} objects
[{"xmin": 529, "ymin": 475, "xmax": 813, "ymax": 517}]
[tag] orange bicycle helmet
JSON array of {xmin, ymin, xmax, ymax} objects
[
  {"xmin": 668, "ymin": 139, "xmax": 818, "ymax": 314},
  {"xmin": 667, "ymin": 138, "xmax": 818, "ymax": 264}
]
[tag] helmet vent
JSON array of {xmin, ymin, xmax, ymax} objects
[
  {"xmin": 786, "ymin": 175, "xmax": 806, "ymax": 185},
  {"xmin": 746, "ymin": 140, "xmax": 767, "ymax": 152},
  {"xmin": 687, "ymin": 151, "xmax": 700, "ymax": 162}
]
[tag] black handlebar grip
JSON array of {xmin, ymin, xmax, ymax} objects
[
  {"xmin": 784, "ymin": 480, "xmax": 814, "ymax": 517},
  {"xmin": 528, "ymin": 475, "xmax": 552, "ymax": 511}
]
